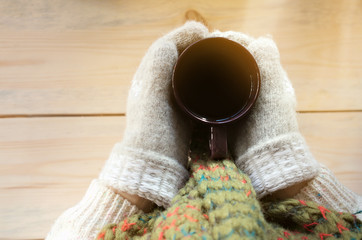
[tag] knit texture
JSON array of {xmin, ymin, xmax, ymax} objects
[
  {"xmin": 46, "ymin": 180, "xmax": 140, "ymax": 240},
  {"xmin": 96, "ymin": 138, "xmax": 362, "ymax": 240},
  {"xmin": 237, "ymin": 133, "xmax": 318, "ymax": 198},
  {"xmin": 211, "ymin": 30, "xmax": 320, "ymax": 197},
  {"xmin": 100, "ymin": 143, "xmax": 190, "ymax": 208},
  {"xmin": 295, "ymin": 163, "xmax": 362, "ymax": 221},
  {"xmin": 99, "ymin": 21, "xmax": 209, "ymax": 208}
]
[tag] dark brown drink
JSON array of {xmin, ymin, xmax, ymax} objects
[
  {"xmin": 172, "ymin": 37, "xmax": 260, "ymax": 159},
  {"xmin": 173, "ymin": 37, "xmax": 256, "ymax": 123}
]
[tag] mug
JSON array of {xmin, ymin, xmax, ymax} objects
[{"xmin": 172, "ymin": 37, "xmax": 260, "ymax": 159}]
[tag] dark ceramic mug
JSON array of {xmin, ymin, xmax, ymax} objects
[{"xmin": 172, "ymin": 37, "xmax": 260, "ymax": 159}]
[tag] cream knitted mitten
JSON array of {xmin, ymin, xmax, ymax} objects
[
  {"xmin": 46, "ymin": 22, "xmax": 209, "ymax": 240},
  {"xmin": 210, "ymin": 30, "xmax": 320, "ymax": 198},
  {"xmin": 99, "ymin": 21, "xmax": 208, "ymax": 208}
]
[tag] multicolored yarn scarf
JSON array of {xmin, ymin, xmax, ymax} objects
[{"xmin": 96, "ymin": 133, "xmax": 361, "ymax": 240}]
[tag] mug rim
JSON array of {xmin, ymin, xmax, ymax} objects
[{"xmin": 172, "ymin": 37, "xmax": 260, "ymax": 125}]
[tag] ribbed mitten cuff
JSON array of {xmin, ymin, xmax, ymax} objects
[
  {"xmin": 294, "ymin": 164, "xmax": 362, "ymax": 221},
  {"xmin": 46, "ymin": 179, "xmax": 140, "ymax": 240},
  {"xmin": 235, "ymin": 133, "xmax": 320, "ymax": 198},
  {"xmin": 100, "ymin": 143, "xmax": 190, "ymax": 208}
]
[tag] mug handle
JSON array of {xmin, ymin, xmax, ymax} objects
[{"xmin": 210, "ymin": 125, "xmax": 228, "ymax": 159}]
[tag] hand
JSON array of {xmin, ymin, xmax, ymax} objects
[
  {"xmin": 99, "ymin": 21, "xmax": 209, "ymax": 208},
  {"xmin": 47, "ymin": 22, "xmax": 209, "ymax": 240},
  {"xmin": 209, "ymin": 30, "xmax": 319, "ymax": 198}
]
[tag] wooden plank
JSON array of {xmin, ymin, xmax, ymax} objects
[
  {"xmin": 1, "ymin": 0, "xmax": 361, "ymax": 115},
  {"xmin": 0, "ymin": 29, "xmax": 144, "ymax": 114},
  {"xmin": 0, "ymin": 117, "xmax": 126, "ymax": 239},
  {"xmin": 299, "ymin": 112, "xmax": 362, "ymax": 193},
  {"xmin": 0, "ymin": 113, "xmax": 361, "ymax": 238}
]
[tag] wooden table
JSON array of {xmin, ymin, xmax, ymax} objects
[{"xmin": 0, "ymin": 0, "xmax": 361, "ymax": 239}]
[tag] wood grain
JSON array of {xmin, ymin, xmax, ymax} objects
[
  {"xmin": 0, "ymin": 0, "xmax": 361, "ymax": 115},
  {"xmin": 0, "ymin": 113, "xmax": 361, "ymax": 238},
  {"xmin": 298, "ymin": 113, "xmax": 362, "ymax": 190},
  {"xmin": 0, "ymin": 117, "xmax": 125, "ymax": 239}
]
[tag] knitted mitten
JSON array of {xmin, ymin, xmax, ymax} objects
[
  {"xmin": 209, "ymin": 30, "xmax": 320, "ymax": 198},
  {"xmin": 99, "ymin": 21, "xmax": 208, "ymax": 208},
  {"xmin": 46, "ymin": 22, "xmax": 208, "ymax": 240}
]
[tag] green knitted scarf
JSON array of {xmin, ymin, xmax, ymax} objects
[{"xmin": 97, "ymin": 135, "xmax": 361, "ymax": 240}]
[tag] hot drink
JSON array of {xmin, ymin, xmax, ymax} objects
[
  {"xmin": 172, "ymin": 37, "xmax": 260, "ymax": 159},
  {"xmin": 173, "ymin": 39, "xmax": 253, "ymax": 121}
]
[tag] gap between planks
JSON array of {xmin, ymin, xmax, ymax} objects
[
  {"xmin": 0, "ymin": 113, "xmax": 126, "ymax": 118},
  {"xmin": 0, "ymin": 110, "xmax": 361, "ymax": 119}
]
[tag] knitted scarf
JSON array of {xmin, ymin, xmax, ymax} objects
[{"xmin": 96, "ymin": 134, "xmax": 362, "ymax": 240}]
